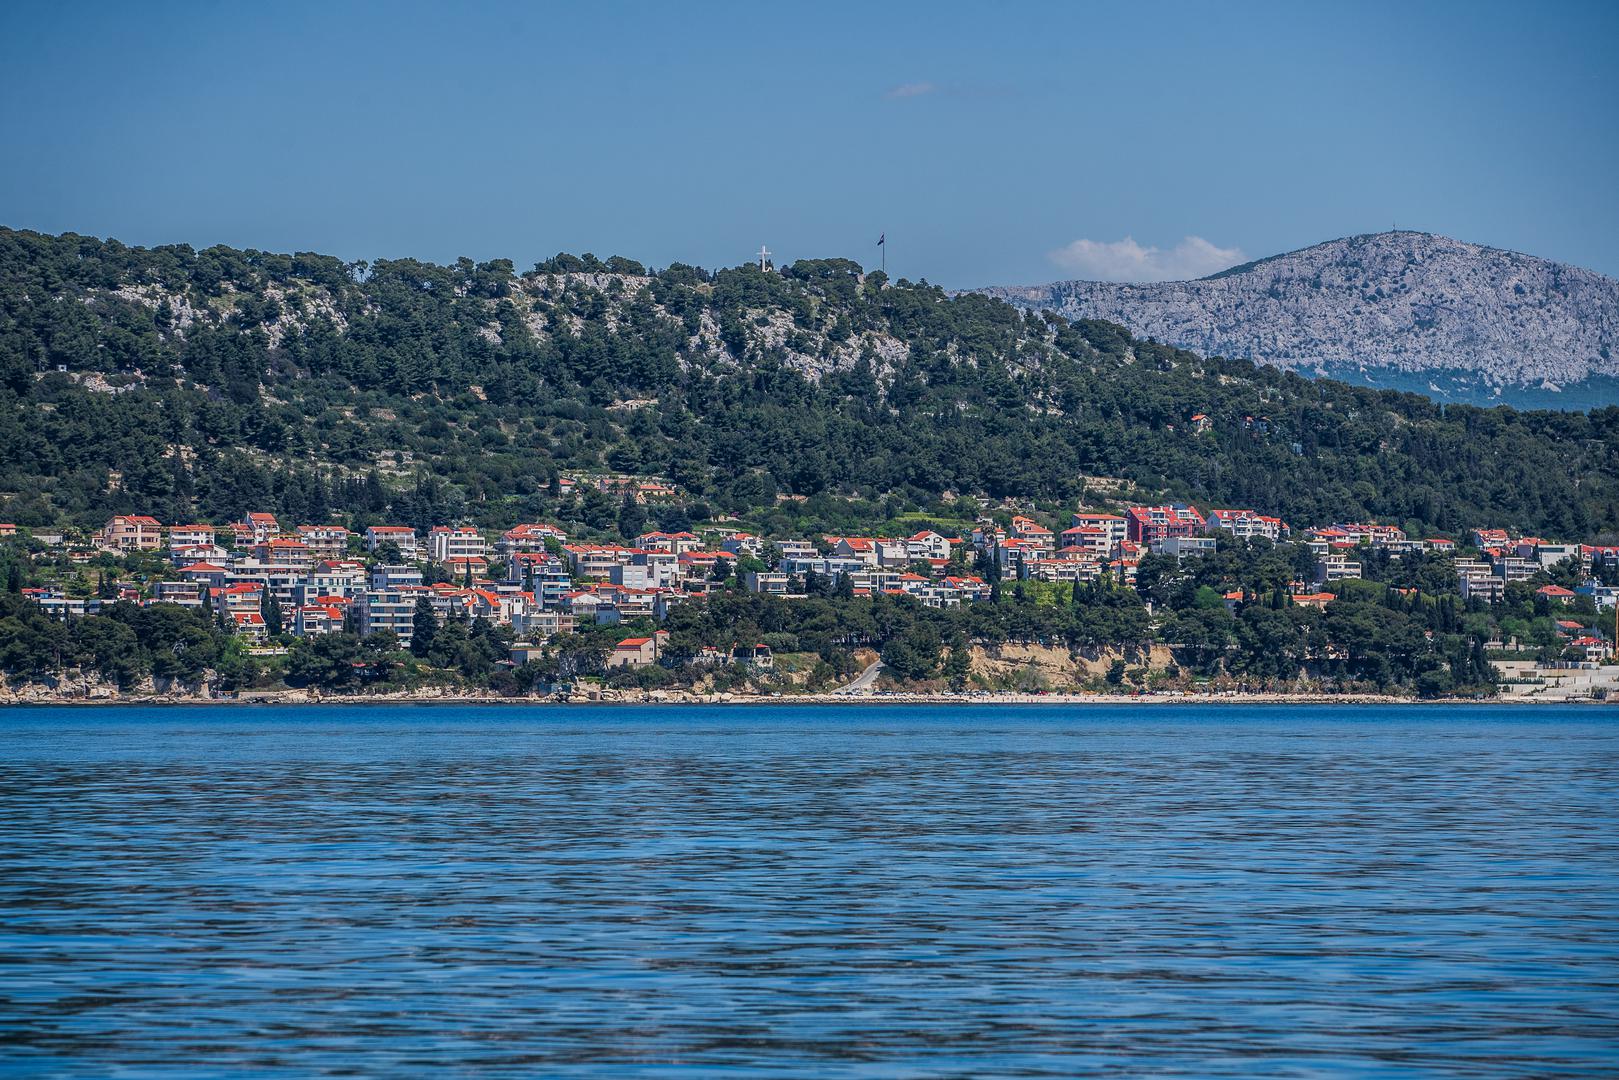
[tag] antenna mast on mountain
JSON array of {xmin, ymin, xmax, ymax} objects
[{"xmin": 757, "ymin": 245, "xmax": 771, "ymax": 271}]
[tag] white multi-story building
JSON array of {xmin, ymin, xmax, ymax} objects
[
  {"xmin": 302, "ymin": 560, "xmax": 367, "ymax": 599},
  {"xmin": 428, "ymin": 526, "xmax": 487, "ymax": 564},
  {"xmin": 1022, "ymin": 558, "xmax": 1104, "ymax": 583},
  {"xmin": 780, "ymin": 556, "xmax": 866, "ymax": 580},
  {"xmin": 1495, "ymin": 556, "xmax": 1539, "ymax": 583},
  {"xmin": 293, "ymin": 604, "xmax": 346, "ymax": 637},
  {"xmin": 631, "ymin": 550, "xmax": 680, "ymax": 589},
  {"xmin": 512, "ymin": 608, "xmax": 575, "ymax": 641},
  {"xmin": 171, "ymin": 543, "xmax": 230, "ymax": 567},
  {"xmin": 904, "ymin": 531, "xmax": 952, "ymax": 562},
  {"xmin": 242, "ymin": 513, "xmax": 280, "ymax": 543},
  {"xmin": 1070, "ymin": 513, "xmax": 1127, "ymax": 548},
  {"xmin": 720, "ymin": 532, "xmax": 765, "ymax": 558},
  {"xmin": 296, "ymin": 525, "xmax": 352, "ymax": 560},
  {"xmin": 745, "ymin": 571, "xmax": 792, "ymax": 595},
  {"xmin": 358, "ymin": 590, "xmax": 417, "ymax": 644},
  {"xmin": 563, "ymin": 544, "xmax": 635, "ymax": 578},
  {"xmin": 1455, "ymin": 559, "xmax": 1501, "ymax": 604},
  {"xmin": 1315, "ymin": 552, "xmax": 1363, "ymax": 584},
  {"xmin": 872, "ymin": 538, "xmax": 914, "ymax": 567},
  {"xmin": 1207, "ymin": 509, "xmax": 1288, "ymax": 542},
  {"xmin": 369, "ymin": 564, "xmax": 424, "ymax": 591},
  {"xmin": 224, "ymin": 562, "xmax": 306, "ymax": 608},
  {"xmin": 1155, "ymin": 535, "xmax": 1218, "ymax": 560},
  {"xmin": 365, "ymin": 526, "xmax": 420, "ymax": 561},
  {"xmin": 1460, "ymin": 575, "xmax": 1505, "ymax": 603},
  {"xmin": 152, "ymin": 581, "xmax": 206, "ymax": 608},
  {"xmin": 1333, "ymin": 522, "xmax": 1406, "ymax": 546},
  {"xmin": 1527, "ymin": 542, "xmax": 1581, "ymax": 570},
  {"xmin": 498, "ymin": 523, "xmax": 568, "ymax": 555},
  {"xmin": 168, "ymin": 525, "xmax": 216, "ymax": 552},
  {"xmin": 634, "ymin": 531, "xmax": 703, "ymax": 555},
  {"xmin": 607, "ymin": 564, "xmax": 652, "ymax": 590},
  {"xmin": 1059, "ymin": 525, "xmax": 1114, "ymax": 558}
]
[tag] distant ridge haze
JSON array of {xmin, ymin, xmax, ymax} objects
[{"xmin": 981, "ymin": 232, "xmax": 1619, "ymax": 407}]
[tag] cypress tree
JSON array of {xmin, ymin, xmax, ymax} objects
[{"xmin": 412, "ymin": 598, "xmax": 438, "ymax": 658}]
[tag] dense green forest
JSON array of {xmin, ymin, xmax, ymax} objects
[{"xmin": 4, "ymin": 226, "xmax": 1619, "ymax": 539}]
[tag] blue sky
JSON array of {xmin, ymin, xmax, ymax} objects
[{"xmin": 2, "ymin": 1, "xmax": 1615, "ymax": 287}]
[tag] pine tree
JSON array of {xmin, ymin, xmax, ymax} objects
[
  {"xmin": 943, "ymin": 635, "xmax": 972, "ymax": 690},
  {"xmin": 411, "ymin": 598, "xmax": 438, "ymax": 658},
  {"xmin": 617, "ymin": 494, "xmax": 647, "ymax": 542}
]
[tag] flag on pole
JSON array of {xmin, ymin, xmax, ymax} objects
[{"xmin": 878, "ymin": 233, "xmax": 885, "ymax": 246}]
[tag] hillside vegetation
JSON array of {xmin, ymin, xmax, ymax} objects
[{"xmin": 4, "ymin": 227, "xmax": 1619, "ymax": 539}]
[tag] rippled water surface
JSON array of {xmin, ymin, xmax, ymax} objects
[{"xmin": 2, "ymin": 704, "xmax": 1617, "ymax": 1077}]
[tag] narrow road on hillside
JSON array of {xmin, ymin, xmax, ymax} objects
[{"xmin": 834, "ymin": 659, "xmax": 885, "ymax": 694}]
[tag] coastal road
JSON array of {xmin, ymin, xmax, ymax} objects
[{"xmin": 834, "ymin": 659, "xmax": 885, "ymax": 694}]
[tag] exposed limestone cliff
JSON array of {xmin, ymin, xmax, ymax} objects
[{"xmin": 982, "ymin": 232, "xmax": 1619, "ymax": 401}]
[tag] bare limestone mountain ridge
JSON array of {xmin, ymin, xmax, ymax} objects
[{"xmin": 981, "ymin": 232, "xmax": 1619, "ymax": 407}]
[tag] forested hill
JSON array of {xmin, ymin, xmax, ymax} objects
[
  {"xmin": 982, "ymin": 232, "xmax": 1619, "ymax": 409},
  {"xmin": 3, "ymin": 225, "xmax": 1619, "ymax": 541}
]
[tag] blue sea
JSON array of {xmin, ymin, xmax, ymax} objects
[{"xmin": 1, "ymin": 704, "xmax": 1616, "ymax": 1077}]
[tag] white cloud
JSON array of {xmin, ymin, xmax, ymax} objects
[
  {"xmin": 1047, "ymin": 235, "xmax": 1245, "ymax": 282},
  {"xmin": 884, "ymin": 81, "xmax": 938, "ymax": 99}
]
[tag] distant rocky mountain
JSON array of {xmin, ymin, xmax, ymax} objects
[{"xmin": 981, "ymin": 232, "xmax": 1619, "ymax": 408}]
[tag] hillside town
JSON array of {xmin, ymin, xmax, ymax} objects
[{"xmin": 6, "ymin": 493, "xmax": 1619, "ymax": 675}]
